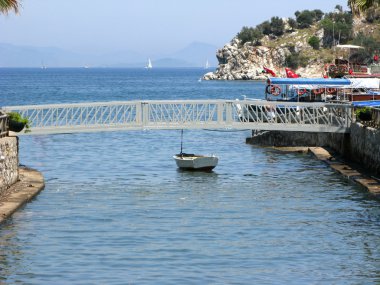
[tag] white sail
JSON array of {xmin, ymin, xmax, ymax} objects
[{"xmin": 146, "ymin": 58, "xmax": 152, "ymax": 69}]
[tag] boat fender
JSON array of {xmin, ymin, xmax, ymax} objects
[
  {"xmin": 297, "ymin": 88, "xmax": 307, "ymax": 95},
  {"xmin": 265, "ymin": 84, "xmax": 281, "ymax": 96},
  {"xmin": 327, "ymin": 88, "xmax": 337, "ymax": 94},
  {"xmin": 312, "ymin": 88, "xmax": 324, "ymax": 95}
]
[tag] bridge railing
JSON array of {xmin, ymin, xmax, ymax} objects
[
  {"xmin": 3, "ymin": 100, "xmax": 353, "ymax": 134},
  {"xmin": 235, "ymin": 100, "xmax": 352, "ymax": 132}
]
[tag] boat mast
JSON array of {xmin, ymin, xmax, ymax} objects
[{"xmin": 180, "ymin": 129, "xmax": 183, "ymax": 155}]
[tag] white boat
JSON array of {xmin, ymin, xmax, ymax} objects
[
  {"xmin": 173, "ymin": 153, "xmax": 218, "ymax": 171},
  {"xmin": 205, "ymin": 59, "xmax": 210, "ymax": 69},
  {"xmin": 174, "ymin": 129, "xmax": 218, "ymax": 171},
  {"xmin": 145, "ymin": 58, "xmax": 152, "ymax": 69}
]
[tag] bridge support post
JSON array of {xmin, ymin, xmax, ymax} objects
[
  {"xmin": 141, "ymin": 102, "xmax": 149, "ymax": 128},
  {"xmin": 217, "ymin": 102, "xmax": 224, "ymax": 125},
  {"xmin": 225, "ymin": 101, "xmax": 233, "ymax": 126}
]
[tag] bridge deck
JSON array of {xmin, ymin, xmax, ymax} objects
[{"xmin": 3, "ymin": 100, "xmax": 353, "ymax": 135}]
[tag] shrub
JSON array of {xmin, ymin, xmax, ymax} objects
[
  {"xmin": 7, "ymin": 112, "xmax": 30, "ymax": 132},
  {"xmin": 308, "ymin": 36, "xmax": 320, "ymax": 50},
  {"xmin": 284, "ymin": 52, "xmax": 308, "ymax": 69},
  {"xmin": 355, "ymin": 107, "xmax": 372, "ymax": 121}
]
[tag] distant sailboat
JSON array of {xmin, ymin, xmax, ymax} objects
[
  {"xmin": 145, "ymin": 58, "xmax": 152, "ymax": 69},
  {"xmin": 205, "ymin": 59, "xmax": 210, "ymax": 69}
]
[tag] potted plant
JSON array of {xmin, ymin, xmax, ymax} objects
[{"xmin": 7, "ymin": 112, "xmax": 31, "ymax": 133}]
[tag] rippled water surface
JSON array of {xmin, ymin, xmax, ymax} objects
[{"xmin": 0, "ymin": 68, "xmax": 379, "ymax": 284}]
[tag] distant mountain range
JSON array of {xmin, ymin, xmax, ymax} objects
[{"xmin": 0, "ymin": 41, "xmax": 219, "ymax": 68}]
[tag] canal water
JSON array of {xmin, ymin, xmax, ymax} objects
[{"xmin": 1, "ymin": 68, "xmax": 379, "ymax": 284}]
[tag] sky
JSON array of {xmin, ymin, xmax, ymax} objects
[{"xmin": 0, "ymin": 0, "xmax": 349, "ymax": 55}]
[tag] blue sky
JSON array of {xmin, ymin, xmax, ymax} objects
[{"xmin": 0, "ymin": 0, "xmax": 349, "ymax": 55}]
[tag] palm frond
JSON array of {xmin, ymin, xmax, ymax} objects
[{"xmin": 0, "ymin": 0, "xmax": 19, "ymax": 14}]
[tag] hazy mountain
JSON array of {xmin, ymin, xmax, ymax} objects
[
  {"xmin": 0, "ymin": 41, "xmax": 219, "ymax": 68},
  {"xmin": 167, "ymin": 41, "xmax": 218, "ymax": 67},
  {"xmin": 0, "ymin": 43, "xmax": 86, "ymax": 67},
  {"xmin": 151, "ymin": 58, "xmax": 194, "ymax": 68}
]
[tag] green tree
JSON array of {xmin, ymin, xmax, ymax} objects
[
  {"xmin": 335, "ymin": 5, "xmax": 343, "ymax": 12},
  {"xmin": 236, "ymin": 26, "xmax": 263, "ymax": 45},
  {"xmin": 352, "ymin": 32, "xmax": 380, "ymax": 54},
  {"xmin": 313, "ymin": 9, "xmax": 324, "ymax": 21},
  {"xmin": 270, "ymin": 16, "xmax": 285, "ymax": 36},
  {"xmin": 257, "ymin": 20, "xmax": 271, "ymax": 35},
  {"xmin": 287, "ymin": 18, "xmax": 298, "ymax": 30},
  {"xmin": 320, "ymin": 12, "xmax": 353, "ymax": 47},
  {"xmin": 0, "ymin": 0, "xmax": 19, "ymax": 14},
  {"xmin": 296, "ymin": 10, "xmax": 315, "ymax": 28}
]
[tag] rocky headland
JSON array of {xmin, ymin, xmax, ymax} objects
[
  {"xmin": 203, "ymin": 8, "xmax": 380, "ymax": 81},
  {"xmin": 203, "ymin": 35, "xmax": 323, "ymax": 81}
]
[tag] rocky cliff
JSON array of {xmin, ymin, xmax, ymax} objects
[{"xmin": 203, "ymin": 30, "xmax": 324, "ymax": 81}]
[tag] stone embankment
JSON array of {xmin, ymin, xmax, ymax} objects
[
  {"xmin": 0, "ymin": 167, "xmax": 45, "ymax": 224},
  {"xmin": 0, "ymin": 136, "xmax": 45, "ymax": 224}
]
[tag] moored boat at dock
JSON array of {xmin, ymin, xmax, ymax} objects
[
  {"xmin": 264, "ymin": 77, "xmax": 380, "ymax": 103},
  {"xmin": 236, "ymin": 77, "xmax": 380, "ymax": 122}
]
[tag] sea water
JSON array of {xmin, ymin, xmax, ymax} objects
[{"xmin": 0, "ymin": 68, "xmax": 379, "ymax": 284}]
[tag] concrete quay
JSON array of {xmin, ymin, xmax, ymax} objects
[
  {"xmin": 275, "ymin": 146, "xmax": 380, "ymax": 199},
  {"xmin": 309, "ymin": 147, "xmax": 380, "ymax": 198},
  {"xmin": 0, "ymin": 167, "xmax": 45, "ymax": 224}
]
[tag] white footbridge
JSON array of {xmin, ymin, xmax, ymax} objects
[{"xmin": 3, "ymin": 100, "xmax": 353, "ymax": 135}]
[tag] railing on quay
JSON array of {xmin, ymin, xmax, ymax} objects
[
  {"xmin": 2, "ymin": 100, "xmax": 353, "ymax": 135},
  {"xmin": 371, "ymin": 107, "xmax": 380, "ymax": 128},
  {"xmin": 0, "ymin": 111, "xmax": 9, "ymax": 138}
]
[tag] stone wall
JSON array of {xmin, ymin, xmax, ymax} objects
[
  {"xmin": 0, "ymin": 137, "xmax": 19, "ymax": 195},
  {"xmin": 349, "ymin": 123, "xmax": 380, "ymax": 175},
  {"xmin": 247, "ymin": 130, "xmax": 349, "ymax": 154},
  {"xmin": 247, "ymin": 123, "xmax": 380, "ymax": 176}
]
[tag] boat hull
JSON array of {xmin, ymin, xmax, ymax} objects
[
  {"xmin": 348, "ymin": 94, "xmax": 380, "ymax": 101},
  {"xmin": 173, "ymin": 154, "xmax": 218, "ymax": 171}
]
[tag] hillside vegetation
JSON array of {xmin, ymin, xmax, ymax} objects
[
  {"xmin": 237, "ymin": 5, "xmax": 380, "ymax": 68},
  {"xmin": 204, "ymin": 3, "xmax": 380, "ymax": 80}
]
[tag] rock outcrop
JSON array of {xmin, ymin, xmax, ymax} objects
[{"xmin": 203, "ymin": 32, "xmax": 324, "ymax": 81}]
